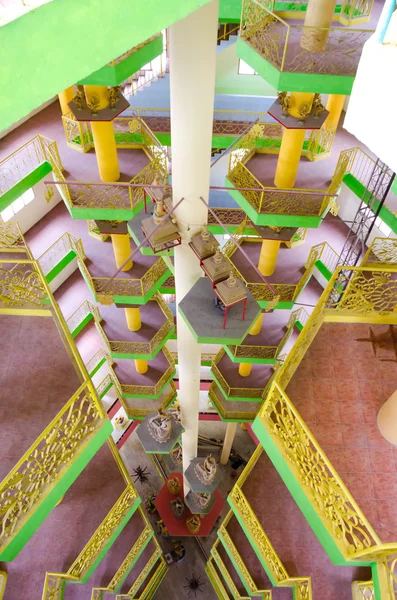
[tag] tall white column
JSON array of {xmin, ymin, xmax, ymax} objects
[{"xmin": 169, "ymin": 0, "xmax": 219, "ymax": 484}]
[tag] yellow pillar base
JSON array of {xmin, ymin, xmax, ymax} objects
[
  {"xmin": 135, "ymin": 359, "xmax": 148, "ymax": 374},
  {"xmin": 125, "ymin": 307, "xmax": 141, "ymax": 332},
  {"xmin": 274, "ymin": 92, "xmax": 314, "ymax": 189},
  {"xmin": 258, "ymin": 240, "xmax": 280, "ymax": 277},
  {"xmin": 239, "ymin": 363, "xmax": 252, "ymax": 377},
  {"xmin": 249, "ymin": 312, "xmax": 264, "ymax": 336},
  {"xmin": 85, "ymin": 85, "xmax": 120, "ymax": 182},
  {"xmin": 323, "ymin": 94, "xmax": 346, "ymax": 130},
  {"xmin": 240, "ymin": 423, "xmax": 247, "ymax": 431},
  {"xmin": 111, "ymin": 234, "xmax": 133, "ymax": 271},
  {"xmin": 58, "ymin": 86, "xmax": 75, "ymax": 116},
  {"xmin": 220, "ymin": 422, "xmax": 238, "ymax": 465}
]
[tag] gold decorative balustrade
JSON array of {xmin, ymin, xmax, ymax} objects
[
  {"xmin": 225, "ymin": 446, "xmax": 312, "ymax": 599},
  {"xmin": 361, "ymin": 237, "xmax": 397, "ymax": 268},
  {"xmin": 95, "ymin": 293, "xmax": 174, "ymax": 357},
  {"xmin": 227, "ymin": 124, "xmax": 337, "ymax": 219},
  {"xmin": 253, "ymin": 0, "xmax": 373, "ymax": 24},
  {"xmin": 336, "ymin": 147, "xmax": 397, "ymax": 214},
  {"xmin": 305, "ymin": 240, "xmax": 340, "ymax": 277},
  {"xmin": 240, "ymin": 0, "xmax": 374, "ymax": 76},
  {"xmin": 222, "ymin": 221, "xmax": 323, "ymax": 303},
  {"xmin": 352, "ymin": 580, "xmax": 375, "ymax": 599},
  {"xmin": 0, "ymin": 135, "xmax": 60, "ymax": 198},
  {"xmin": 0, "ymin": 221, "xmax": 28, "ymax": 253},
  {"xmin": 52, "ymin": 118, "xmax": 167, "ymax": 214},
  {"xmin": 37, "ymin": 232, "xmax": 85, "ymax": 277},
  {"xmin": 0, "ymin": 257, "xmax": 50, "ymax": 315},
  {"xmin": 62, "ymin": 108, "xmax": 334, "ymax": 160},
  {"xmin": 66, "ymin": 299, "xmax": 101, "ymax": 335}
]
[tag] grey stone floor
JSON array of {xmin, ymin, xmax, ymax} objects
[{"xmin": 119, "ymin": 420, "xmax": 256, "ymax": 599}]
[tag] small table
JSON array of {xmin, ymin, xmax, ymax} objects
[{"xmin": 214, "ymin": 287, "xmax": 247, "ymax": 329}]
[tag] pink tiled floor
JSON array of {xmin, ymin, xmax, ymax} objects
[
  {"xmin": 286, "ymin": 322, "xmax": 397, "ymax": 543},
  {"xmin": 0, "ymin": 443, "xmax": 127, "ymax": 600},
  {"xmin": 0, "ymin": 314, "xmax": 81, "ymax": 480},
  {"xmin": 242, "ymin": 451, "xmax": 372, "ymax": 600}
]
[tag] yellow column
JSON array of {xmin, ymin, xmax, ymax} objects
[
  {"xmin": 111, "ymin": 234, "xmax": 132, "ymax": 271},
  {"xmin": 240, "ymin": 422, "xmax": 247, "ymax": 431},
  {"xmin": 300, "ymin": 0, "xmax": 338, "ymax": 52},
  {"xmin": 125, "ymin": 308, "xmax": 141, "ymax": 331},
  {"xmin": 84, "ymin": 85, "xmax": 120, "ymax": 182},
  {"xmin": 258, "ymin": 240, "xmax": 280, "ymax": 276},
  {"xmin": 323, "ymin": 94, "xmax": 346, "ymax": 130},
  {"xmin": 220, "ymin": 422, "xmax": 238, "ymax": 465},
  {"xmin": 274, "ymin": 92, "xmax": 314, "ymax": 189},
  {"xmin": 58, "ymin": 86, "xmax": 75, "ymax": 116},
  {"xmin": 135, "ymin": 359, "xmax": 148, "ymax": 374},
  {"xmin": 238, "ymin": 363, "xmax": 252, "ymax": 377},
  {"xmin": 249, "ymin": 312, "xmax": 264, "ymax": 335}
]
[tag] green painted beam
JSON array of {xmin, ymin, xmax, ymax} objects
[
  {"xmin": 71, "ymin": 313, "xmax": 94, "ymax": 339},
  {"xmin": 0, "ymin": 162, "xmax": 52, "ymax": 211},
  {"xmin": 45, "ymin": 250, "xmax": 76, "ymax": 283},
  {"xmin": 219, "ymin": 0, "xmax": 242, "ymax": 22},
  {"xmin": 78, "ymin": 35, "xmax": 163, "ymax": 86},
  {"xmin": 0, "ymin": 0, "xmax": 215, "ymax": 131},
  {"xmin": 0, "ymin": 418, "xmax": 112, "ymax": 561},
  {"xmin": 314, "ymin": 259, "xmax": 333, "ymax": 281},
  {"xmin": 236, "ymin": 37, "xmax": 356, "ymax": 95}
]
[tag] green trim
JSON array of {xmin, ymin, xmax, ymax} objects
[
  {"xmin": 114, "ymin": 531, "xmax": 154, "ymax": 592},
  {"xmin": 343, "ymin": 173, "xmax": 397, "ymax": 235},
  {"xmin": 110, "ymin": 328, "xmax": 175, "ymax": 361},
  {"xmin": 71, "ymin": 313, "xmax": 94, "ymax": 339},
  {"xmin": 314, "ymin": 259, "xmax": 332, "ymax": 281},
  {"xmin": 45, "ymin": 250, "xmax": 76, "ymax": 284},
  {"xmin": 178, "ymin": 303, "xmax": 261, "ymax": 345},
  {"xmin": 88, "ymin": 357, "xmax": 107, "ymax": 378},
  {"xmin": 0, "ymin": 418, "xmax": 112, "ymax": 561},
  {"xmin": 211, "ymin": 371, "xmax": 263, "ymax": 403},
  {"xmin": 224, "ymin": 177, "xmax": 322, "ymax": 228},
  {"xmin": 80, "ymin": 495, "xmax": 142, "ymax": 584},
  {"xmin": 236, "ymin": 37, "xmax": 355, "ymax": 95},
  {"xmin": 252, "ymin": 417, "xmax": 373, "ymax": 567},
  {"xmin": 69, "ymin": 201, "xmax": 144, "ymax": 221},
  {"xmin": 78, "ymin": 35, "xmax": 163, "ymax": 86},
  {"xmin": 99, "ymin": 381, "xmax": 114, "ymax": 399},
  {"xmin": 219, "ymin": 0, "xmax": 242, "ymax": 22},
  {"xmin": 121, "ymin": 369, "xmax": 176, "ymax": 399},
  {"xmin": 223, "ymin": 344, "xmax": 276, "ymax": 364},
  {"xmin": 296, "ymin": 321, "xmax": 304, "ymax": 332},
  {"xmin": 258, "ymin": 299, "xmax": 294, "ymax": 310},
  {"xmin": 0, "ymin": 162, "xmax": 52, "ymax": 211},
  {"xmin": 112, "ymin": 268, "xmax": 171, "ymax": 305}
]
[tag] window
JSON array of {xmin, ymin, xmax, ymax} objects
[
  {"xmin": 0, "ymin": 188, "xmax": 35, "ymax": 222},
  {"xmin": 375, "ymin": 216, "xmax": 392, "ymax": 237},
  {"xmin": 238, "ymin": 59, "xmax": 258, "ymax": 75}
]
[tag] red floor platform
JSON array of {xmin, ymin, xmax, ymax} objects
[{"xmin": 154, "ymin": 472, "xmax": 224, "ymax": 537}]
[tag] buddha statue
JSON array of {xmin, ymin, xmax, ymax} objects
[
  {"xmin": 194, "ymin": 454, "xmax": 217, "ymax": 485},
  {"xmin": 186, "ymin": 514, "xmax": 201, "ymax": 534},
  {"xmin": 192, "ymin": 491, "xmax": 212, "ymax": 509},
  {"xmin": 147, "ymin": 409, "xmax": 172, "ymax": 444},
  {"xmin": 170, "ymin": 497, "xmax": 185, "ymax": 520},
  {"xmin": 167, "ymin": 476, "xmax": 181, "ymax": 495},
  {"xmin": 170, "ymin": 444, "xmax": 183, "ymax": 467}
]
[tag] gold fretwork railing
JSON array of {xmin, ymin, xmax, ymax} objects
[
  {"xmin": 223, "ymin": 224, "xmax": 321, "ymax": 303},
  {"xmin": 53, "ymin": 118, "xmax": 167, "ymax": 214},
  {"xmin": 361, "ymin": 237, "xmax": 397, "ymax": 268},
  {"xmin": 254, "ymin": 0, "xmax": 373, "ymax": 25},
  {"xmin": 0, "ymin": 257, "xmax": 50, "ymax": 315},
  {"xmin": 37, "ymin": 232, "xmax": 85, "ymax": 277},
  {"xmin": 305, "ymin": 240, "xmax": 340, "ymax": 276},
  {"xmin": 240, "ymin": 0, "xmax": 374, "ymax": 76},
  {"xmin": 352, "ymin": 580, "xmax": 375, "ymax": 599},
  {"xmin": 95, "ymin": 293, "xmax": 174, "ymax": 357},
  {"xmin": 0, "ymin": 134, "xmax": 61, "ymax": 198},
  {"xmin": 0, "ymin": 382, "xmax": 106, "ymax": 555},
  {"xmin": 0, "ymin": 221, "xmax": 29, "ymax": 254},
  {"xmin": 66, "ymin": 299, "xmax": 101, "ymax": 335},
  {"xmin": 226, "ymin": 447, "xmax": 312, "ymax": 599}
]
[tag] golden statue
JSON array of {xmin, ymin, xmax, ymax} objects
[
  {"xmin": 277, "ymin": 91, "xmax": 290, "ymax": 114},
  {"xmin": 108, "ymin": 85, "xmax": 120, "ymax": 109},
  {"xmin": 167, "ymin": 476, "xmax": 181, "ymax": 495},
  {"xmin": 186, "ymin": 514, "xmax": 201, "ymax": 534},
  {"xmin": 73, "ymin": 85, "xmax": 85, "ymax": 111},
  {"xmin": 298, "ymin": 103, "xmax": 310, "ymax": 119},
  {"xmin": 312, "ymin": 93, "xmax": 325, "ymax": 118},
  {"xmin": 87, "ymin": 95, "xmax": 100, "ymax": 116},
  {"xmin": 194, "ymin": 454, "xmax": 217, "ymax": 485}
]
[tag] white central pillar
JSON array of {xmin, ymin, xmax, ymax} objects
[{"xmin": 169, "ymin": 0, "xmax": 219, "ymax": 486}]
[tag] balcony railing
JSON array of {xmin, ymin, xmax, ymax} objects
[
  {"xmin": 0, "ymin": 257, "xmax": 50, "ymax": 314},
  {"xmin": 0, "ymin": 222, "xmax": 28, "ymax": 253},
  {"xmin": 110, "ymin": 347, "xmax": 175, "ymax": 397},
  {"xmin": 240, "ymin": 0, "xmax": 374, "ymax": 76},
  {"xmin": 258, "ymin": 0, "xmax": 374, "ymax": 24},
  {"xmin": 37, "ymin": 232, "xmax": 85, "ymax": 277},
  {"xmin": 361, "ymin": 237, "xmax": 397, "ymax": 267},
  {"xmin": 66, "ymin": 299, "xmax": 101, "ymax": 336}
]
